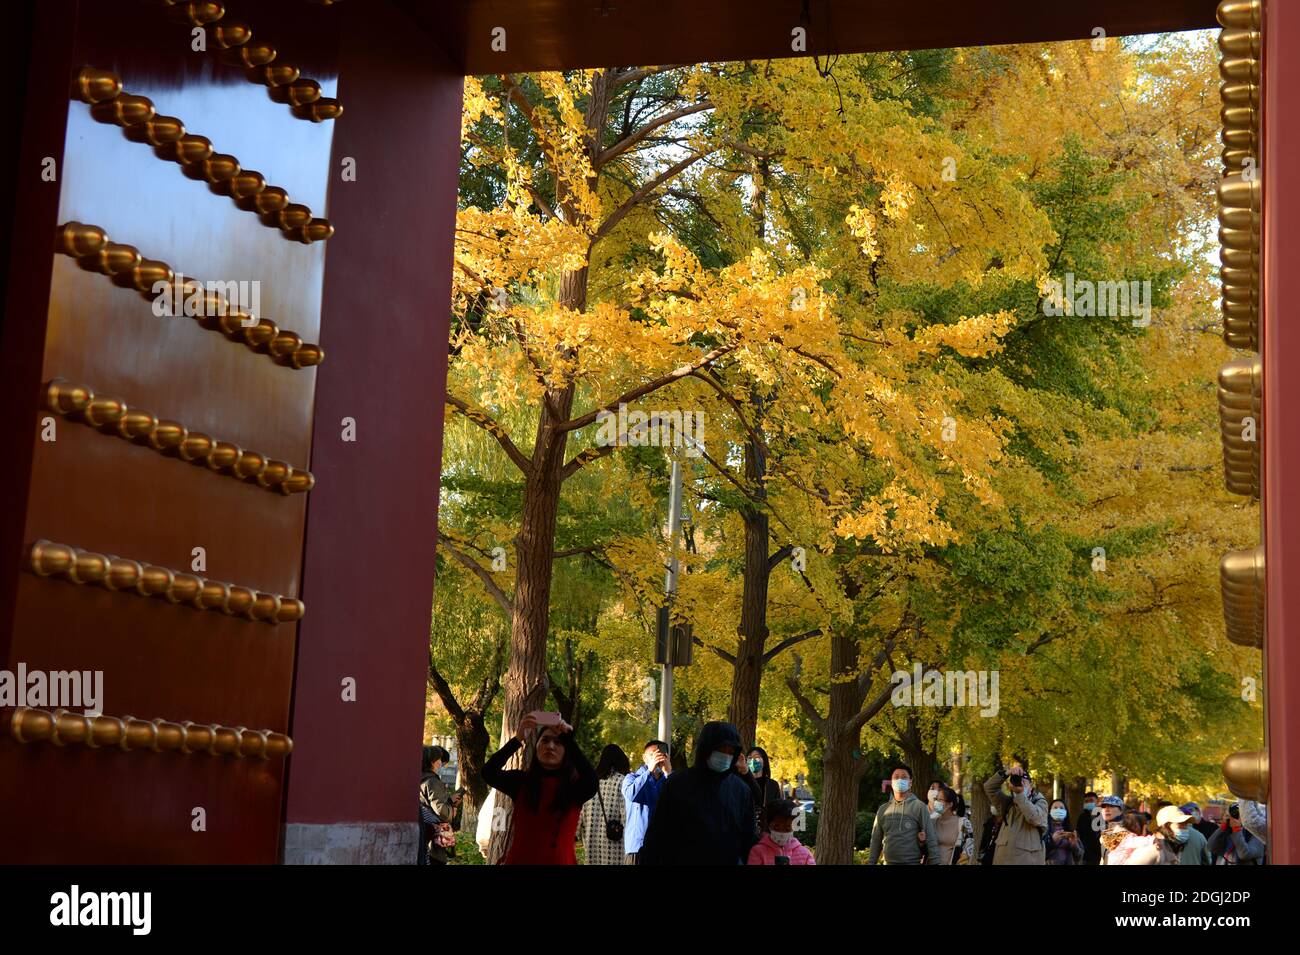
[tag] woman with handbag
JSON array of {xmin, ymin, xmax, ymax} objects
[
  {"xmin": 579, "ymin": 744, "xmax": 632, "ymax": 864},
  {"xmin": 482, "ymin": 712, "xmax": 598, "ymax": 865},
  {"xmin": 419, "ymin": 745, "xmax": 461, "ymax": 865}
]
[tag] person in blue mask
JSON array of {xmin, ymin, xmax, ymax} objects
[
  {"xmin": 637, "ymin": 721, "xmax": 758, "ymax": 865},
  {"xmin": 1076, "ymin": 791, "xmax": 1102, "ymax": 864},
  {"xmin": 1044, "ymin": 798, "xmax": 1084, "ymax": 864},
  {"xmin": 867, "ymin": 765, "xmax": 939, "ymax": 865},
  {"xmin": 1172, "ymin": 804, "xmax": 1212, "ymax": 865}
]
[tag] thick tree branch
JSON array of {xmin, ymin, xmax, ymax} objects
[
  {"xmin": 598, "ymin": 100, "xmax": 713, "ymax": 168},
  {"xmin": 441, "ymin": 541, "xmax": 514, "ymax": 617},
  {"xmin": 427, "ymin": 660, "xmax": 466, "ymax": 724},
  {"xmin": 763, "ymin": 628, "xmax": 822, "ymax": 664},
  {"xmin": 558, "ymin": 344, "xmax": 737, "ymax": 434},
  {"xmin": 766, "ymin": 544, "xmax": 794, "ymax": 573},
  {"xmin": 786, "ymin": 653, "xmax": 829, "ymax": 735},
  {"xmin": 593, "ymin": 148, "xmax": 721, "ymax": 242},
  {"xmin": 695, "ymin": 636, "xmax": 737, "ymax": 666},
  {"xmin": 446, "ymin": 392, "xmax": 533, "ymax": 474}
]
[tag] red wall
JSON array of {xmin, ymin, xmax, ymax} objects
[{"xmin": 282, "ymin": 1, "xmax": 463, "ymax": 828}]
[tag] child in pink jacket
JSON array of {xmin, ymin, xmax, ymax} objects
[{"xmin": 748, "ymin": 800, "xmax": 816, "ymax": 865}]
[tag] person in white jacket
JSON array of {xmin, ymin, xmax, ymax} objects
[{"xmin": 1239, "ymin": 799, "xmax": 1268, "ymax": 860}]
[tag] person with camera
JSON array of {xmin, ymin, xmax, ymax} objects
[
  {"xmin": 482, "ymin": 711, "xmax": 598, "ymax": 865},
  {"xmin": 747, "ymin": 799, "xmax": 815, "ymax": 865},
  {"xmin": 1208, "ymin": 802, "xmax": 1265, "ymax": 865},
  {"xmin": 982, "ymin": 762, "xmax": 1049, "ymax": 865},
  {"xmin": 579, "ymin": 743, "xmax": 631, "ymax": 865},
  {"xmin": 867, "ymin": 765, "xmax": 939, "ymax": 865},
  {"xmin": 419, "ymin": 745, "xmax": 462, "ymax": 865},
  {"xmin": 622, "ymin": 739, "xmax": 671, "ymax": 862}
]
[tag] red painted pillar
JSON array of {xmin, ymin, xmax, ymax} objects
[
  {"xmin": 1264, "ymin": 0, "xmax": 1297, "ymax": 865},
  {"xmin": 281, "ymin": 1, "xmax": 463, "ymax": 863}
]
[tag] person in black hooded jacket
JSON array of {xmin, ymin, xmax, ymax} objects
[{"xmin": 637, "ymin": 721, "xmax": 758, "ymax": 865}]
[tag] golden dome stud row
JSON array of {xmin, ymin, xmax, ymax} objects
[
  {"xmin": 28, "ymin": 539, "xmax": 306, "ymax": 625},
  {"xmin": 1215, "ymin": 2, "xmax": 1269, "ymax": 807},
  {"xmin": 45, "ymin": 378, "xmax": 315, "ymax": 495},
  {"xmin": 1217, "ymin": 0, "xmax": 1261, "ymax": 352},
  {"xmin": 10, "ymin": 707, "xmax": 292, "ymax": 760},
  {"xmin": 56, "ymin": 222, "xmax": 324, "ymax": 370},
  {"xmin": 155, "ymin": 1, "xmax": 343, "ymax": 122},
  {"xmin": 1220, "ymin": 545, "xmax": 1264, "ymax": 649},
  {"xmin": 1217, "ymin": 357, "xmax": 1261, "ymax": 498},
  {"xmin": 72, "ymin": 67, "xmax": 334, "ymax": 244}
]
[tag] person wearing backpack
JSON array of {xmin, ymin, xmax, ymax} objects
[{"xmin": 579, "ymin": 744, "xmax": 631, "ymax": 865}]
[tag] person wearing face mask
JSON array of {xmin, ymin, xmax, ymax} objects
[
  {"xmin": 748, "ymin": 799, "xmax": 815, "ymax": 865},
  {"xmin": 1099, "ymin": 798, "xmax": 1149, "ymax": 864},
  {"xmin": 740, "ymin": 746, "xmax": 783, "ymax": 831},
  {"xmin": 926, "ymin": 781, "xmax": 944, "ymax": 808},
  {"xmin": 983, "ymin": 762, "xmax": 1049, "ymax": 865},
  {"xmin": 481, "ymin": 712, "xmax": 598, "ymax": 865},
  {"xmin": 637, "ymin": 721, "xmax": 758, "ymax": 865},
  {"xmin": 1135, "ymin": 805, "xmax": 1197, "ymax": 865},
  {"xmin": 1173, "ymin": 803, "xmax": 1211, "ymax": 865},
  {"xmin": 1184, "ymin": 802, "xmax": 1218, "ymax": 843},
  {"xmin": 930, "ymin": 785, "xmax": 969, "ymax": 865},
  {"xmin": 621, "ymin": 739, "xmax": 671, "ymax": 863},
  {"xmin": 1043, "ymin": 799, "xmax": 1084, "ymax": 865},
  {"xmin": 1075, "ymin": 792, "xmax": 1102, "ymax": 865},
  {"xmin": 867, "ymin": 765, "xmax": 939, "ymax": 865}
]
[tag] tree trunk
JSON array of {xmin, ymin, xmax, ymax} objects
[
  {"xmin": 427, "ymin": 663, "xmax": 496, "ymax": 832},
  {"xmin": 813, "ymin": 631, "xmax": 868, "ymax": 865},
  {"xmin": 816, "ymin": 746, "xmax": 859, "ymax": 865},
  {"xmin": 487, "ymin": 268, "xmax": 586, "ymax": 863},
  {"xmin": 967, "ymin": 754, "xmax": 992, "ymax": 851},
  {"xmin": 728, "ymin": 507, "xmax": 770, "ymax": 746},
  {"xmin": 1066, "ymin": 775, "xmax": 1086, "ymax": 820},
  {"xmin": 1111, "ymin": 772, "xmax": 1127, "ymax": 801},
  {"xmin": 727, "ymin": 419, "xmax": 771, "ymax": 747},
  {"xmin": 893, "ymin": 710, "xmax": 938, "ymax": 795}
]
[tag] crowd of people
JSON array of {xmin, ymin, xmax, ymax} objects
[{"xmin": 418, "ymin": 720, "xmax": 1268, "ymax": 866}]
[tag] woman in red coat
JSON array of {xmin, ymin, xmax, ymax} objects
[{"xmin": 482, "ymin": 712, "xmax": 598, "ymax": 865}]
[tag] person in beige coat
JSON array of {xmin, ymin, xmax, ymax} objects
[{"xmin": 983, "ymin": 763, "xmax": 1049, "ymax": 865}]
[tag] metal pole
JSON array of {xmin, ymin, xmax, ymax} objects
[{"xmin": 657, "ymin": 455, "xmax": 683, "ymax": 753}]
